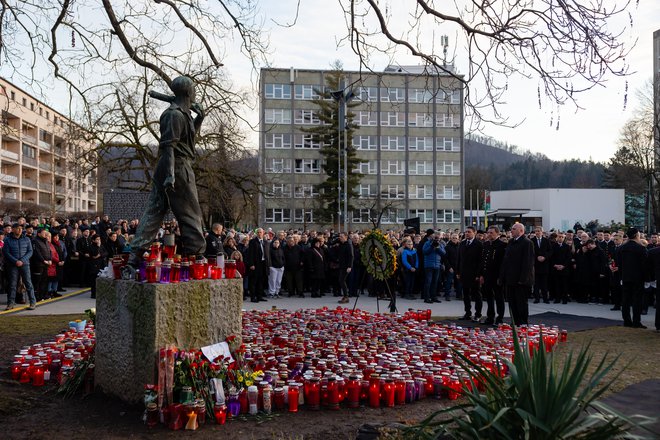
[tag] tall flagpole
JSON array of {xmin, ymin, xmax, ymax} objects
[{"xmin": 469, "ymin": 189, "xmax": 473, "ymax": 228}]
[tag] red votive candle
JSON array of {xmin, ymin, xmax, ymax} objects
[
  {"xmin": 326, "ymin": 377, "xmax": 339, "ymax": 410},
  {"xmin": 213, "ymin": 404, "xmax": 226, "ymax": 424},
  {"xmin": 288, "ymin": 383, "xmax": 300, "ymax": 412},
  {"xmin": 346, "ymin": 375, "xmax": 360, "ymax": 408},
  {"xmin": 382, "ymin": 379, "xmax": 395, "ymax": 407},
  {"xmin": 304, "ymin": 378, "xmax": 320, "ymax": 410},
  {"xmin": 368, "ymin": 375, "xmax": 380, "ymax": 408}
]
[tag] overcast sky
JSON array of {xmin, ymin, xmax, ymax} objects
[
  {"xmin": 4, "ymin": 1, "xmax": 658, "ymax": 164},
  {"xmin": 223, "ymin": 0, "xmax": 660, "ymax": 163}
]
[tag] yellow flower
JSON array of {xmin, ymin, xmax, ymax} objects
[{"xmin": 245, "ymin": 379, "xmax": 253, "ymax": 387}]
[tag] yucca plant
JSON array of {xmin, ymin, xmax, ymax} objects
[{"xmin": 404, "ymin": 328, "xmax": 657, "ymax": 440}]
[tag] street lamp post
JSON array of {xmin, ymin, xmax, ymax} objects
[{"xmin": 331, "ymin": 80, "xmax": 355, "ymax": 234}]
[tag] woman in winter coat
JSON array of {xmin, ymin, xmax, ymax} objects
[
  {"xmin": 266, "ymin": 238, "xmax": 285, "ymax": 298},
  {"xmin": 400, "ymin": 238, "xmax": 419, "ymax": 299},
  {"xmin": 307, "ymin": 238, "xmax": 326, "ymax": 298}
]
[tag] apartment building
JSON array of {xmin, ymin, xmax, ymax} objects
[
  {"xmin": 259, "ymin": 66, "xmax": 464, "ymax": 230},
  {"xmin": 0, "ymin": 77, "xmax": 97, "ymax": 214}
]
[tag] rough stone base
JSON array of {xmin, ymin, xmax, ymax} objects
[{"xmin": 95, "ymin": 277, "xmax": 243, "ymax": 403}]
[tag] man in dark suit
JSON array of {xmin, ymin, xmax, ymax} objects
[
  {"xmin": 246, "ymin": 228, "xmax": 268, "ymax": 303},
  {"xmin": 532, "ymin": 226, "xmax": 553, "ymax": 304},
  {"xmin": 499, "ymin": 223, "xmax": 535, "ymax": 325},
  {"xmin": 457, "ymin": 226, "xmax": 483, "ymax": 321},
  {"xmin": 479, "ymin": 226, "xmax": 506, "ymax": 325},
  {"xmin": 550, "ymin": 232, "xmax": 572, "ymax": 304},
  {"xmin": 615, "ymin": 227, "xmax": 648, "ymax": 328}
]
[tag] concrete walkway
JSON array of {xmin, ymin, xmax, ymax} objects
[{"xmin": 1, "ymin": 282, "xmax": 657, "ymax": 329}]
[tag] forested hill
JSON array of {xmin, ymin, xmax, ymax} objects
[{"xmin": 465, "ymin": 137, "xmax": 606, "ymax": 190}]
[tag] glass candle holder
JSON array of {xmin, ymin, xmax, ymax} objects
[
  {"xmin": 180, "ymin": 261, "xmax": 190, "ymax": 282},
  {"xmin": 160, "ymin": 260, "xmax": 172, "ymax": 283},
  {"xmin": 273, "ymin": 387, "xmax": 285, "ymax": 411},
  {"xmin": 227, "ymin": 392, "xmax": 241, "ymax": 417},
  {"xmin": 10, "ymin": 362, "xmax": 21, "ymax": 380},
  {"xmin": 225, "ymin": 260, "xmax": 237, "ymax": 279},
  {"xmin": 346, "ymin": 375, "xmax": 360, "ymax": 409},
  {"xmin": 146, "ymin": 402, "xmax": 159, "ymax": 428},
  {"xmin": 213, "ymin": 404, "xmax": 227, "ymax": 424},
  {"xmin": 32, "ymin": 363, "xmax": 45, "ymax": 386},
  {"xmin": 288, "ymin": 383, "xmax": 300, "ymax": 412},
  {"xmin": 368, "ymin": 375, "xmax": 380, "ymax": 408},
  {"xmin": 304, "ymin": 377, "xmax": 321, "ymax": 410},
  {"xmin": 382, "ymin": 379, "xmax": 395, "ymax": 407},
  {"xmin": 146, "ymin": 262, "xmax": 158, "ymax": 283},
  {"xmin": 326, "ymin": 377, "xmax": 339, "ymax": 410}
]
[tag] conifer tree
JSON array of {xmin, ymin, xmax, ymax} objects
[{"xmin": 302, "ymin": 69, "xmax": 364, "ymax": 226}]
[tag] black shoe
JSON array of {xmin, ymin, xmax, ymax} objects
[
  {"xmin": 459, "ymin": 314, "xmax": 472, "ymax": 320},
  {"xmin": 298, "ymin": 294, "xmax": 305, "ymax": 298},
  {"xmin": 562, "ymin": 300, "xmax": 568, "ymax": 304},
  {"xmin": 610, "ymin": 306, "xmax": 621, "ymax": 311},
  {"xmin": 623, "ymin": 322, "xmax": 633, "ymax": 327},
  {"xmin": 424, "ymin": 299, "xmax": 433, "ymax": 304},
  {"xmin": 444, "ymin": 296, "xmax": 451, "ymax": 301},
  {"xmin": 495, "ymin": 317, "xmax": 503, "ymax": 325},
  {"xmin": 259, "ymin": 298, "xmax": 268, "ymax": 302},
  {"xmin": 53, "ymin": 292, "xmax": 63, "ymax": 298},
  {"xmin": 483, "ymin": 318, "xmax": 494, "ymax": 325},
  {"xmin": 553, "ymin": 299, "xmax": 561, "ymax": 304},
  {"xmin": 543, "ymin": 300, "xmax": 550, "ymax": 304},
  {"xmin": 57, "ymin": 288, "xmax": 66, "ymax": 292},
  {"xmin": 251, "ymin": 298, "xmax": 259, "ymax": 303},
  {"xmin": 455, "ymin": 295, "xmax": 463, "ymax": 300},
  {"xmin": 632, "ymin": 323, "xmax": 647, "ymax": 329},
  {"xmin": 533, "ymin": 299, "xmax": 540, "ymax": 304},
  {"xmin": 641, "ymin": 309, "xmax": 648, "ymax": 315},
  {"xmin": 432, "ymin": 298, "xmax": 442, "ymax": 303}
]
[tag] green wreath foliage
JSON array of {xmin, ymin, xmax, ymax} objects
[{"xmin": 360, "ymin": 229, "xmax": 397, "ymax": 280}]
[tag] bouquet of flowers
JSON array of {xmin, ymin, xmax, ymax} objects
[
  {"xmin": 173, "ymin": 349, "xmax": 226, "ymax": 419},
  {"xmin": 224, "ymin": 335, "xmax": 263, "ymax": 392}
]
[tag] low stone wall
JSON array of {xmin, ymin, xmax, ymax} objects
[{"xmin": 95, "ymin": 277, "xmax": 243, "ymax": 403}]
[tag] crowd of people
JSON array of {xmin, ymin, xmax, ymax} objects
[{"xmin": 1, "ymin": 215, "xmax": 658, "ymax": 331}]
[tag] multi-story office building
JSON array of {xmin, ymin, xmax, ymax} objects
[
  {"xmin": 259, "ymin": 66, "xmax": 464, "ymax": 230},
  {"xmin": 0, "ymin": 77, "xmax": 97, "ymax": 214}
]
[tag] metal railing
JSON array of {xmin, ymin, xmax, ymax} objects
[
  {"xmin": 0, "ymin": 174, "xmax": 19, "ymax": 184},
  {"xmin": 22, "ymin": 178, "xmax": 37, "ymax": 188},
  {"xmin": 4, "ymin": 192, "xmax": 17, "ymax": 199},
  {"xmin": 38, "ymin": 161, "xmax": 53, "ymax": 171},
  {"xmin": 1, "ymin": 149, "xmax": 19, "ymax": 160},
  {"xmin": 22, "ymin": 156, "xmax": 38, "ymax": 167},
  {"xmin": 22, "ymin": 134, "xmax": 37, "ymax": 145}
]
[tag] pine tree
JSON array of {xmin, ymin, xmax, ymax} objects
[{"xmin": 302, "ymin": 69, "xmax": 364, "ymax": 226}]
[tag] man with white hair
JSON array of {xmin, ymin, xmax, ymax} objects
[{"xmin": 499, "ymin": 223, "xmax": 535, "ymax": 325}]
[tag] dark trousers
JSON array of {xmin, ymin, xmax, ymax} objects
[
  {"xmin": 423, "ymin": 268, "xmax": 440, "ymax": 301},
  {"xmin": 403, "ymin": 270, "xmax": 416, "ymax": 298},
  {"xmin": 7, "ymin": 264, "xmax": 36, "ymax": 305},
  {"xmin": 284, "ymin": 269, "xmax": 303, "ymax": 296},
  {"xmin": 598, "ymin": 274, "xmax": 611, "ymax": 303},
  {"xmin": 506, "ymin": 284, "xmax": 530, "ymax": 325},
  {"xmin": 348, "ymin": 266, "xmax": 363, "ymax": 296},
  {"xmin": 338, "ymin": 268, "xmax": 349, "ymax": 297},
  {"xmin": 611, "ymin": 274, "xmax": 622, "ymax": 307},
  {"xmin": 482, "ymin": 278, "xmax": 504, "ymax": 320},
  {"xmin": 248, "ymin": 263, "xmax": 267, "ymax": 300},
  {"xmin": 32, "ymin": 266, "xmax": 48, "ymax": 301},
  {"xmin": 621, "ymin": 281, "xmax": 643, "ymax": 326},
  {"xmin": 310, "ymin": 278, "xmax": 322, "ymax": 297},
  {"xmin": 553, "ymin": 273, "xmax": 569, "ymax": 302},
  {"xmin": 533, "ymin": 273, "xmax": 548, "ymax": 301},
  {"xmin": 462, "ymin": 276, "xmax": 482, "ymax": 316}
]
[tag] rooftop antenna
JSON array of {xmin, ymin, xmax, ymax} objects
[{"xmin": 441, "ymin": 35, "xmax": 449, "ymax": 67}]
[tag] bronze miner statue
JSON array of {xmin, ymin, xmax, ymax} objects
[{"xmin": 125, "ymin": 76, "xmax": 206, "ymax": 274}]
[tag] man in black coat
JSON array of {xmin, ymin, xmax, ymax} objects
[
  {"xmin": 532, "ymin": 226, "xmax": 553, "ymax": 304},
  {"xmin": 283, "ymin": 236, "xmax": 305, "ymax": 298},
  {"xmin": 457, "ymin": 226, "xmax": 483, "ymax": 320},
  {"xmin": 443, "ymin": 233, "xmax": 461, "ymax": 300},
  {"xmin": 337, "ymin": 232, "xmax": 354, "ymax": 304},
  {"xmin": 646, "ymin": 243, "xmax": 660, "ymax": 331},
  {"xmin": 415, "ymin": 229, "xmax": 434, "ymax": 297},
  {"xmin": 479, "ymin": 226, "xmax": 506, "ymax": 325},
  {"xmin": 499, "ymin": 223, "xmax": 535, "ymax": 325},
  {"xmin": 204, "ymin": 223, "xmax": 225, "ymax": 262},
  {"xmin": 245, "ymin": 228, "xmax": 268, "ymax": 303},
  {"xmin": 615, "ymin": 228, "xmax": 648, "ymax": 328},
  {"xmin": 550, "ymin": 232, "xmax": 572, "ymax": 304},
  {"xmin": 30, "ymin": 228, "xmax": 52, "ymax": 301}
]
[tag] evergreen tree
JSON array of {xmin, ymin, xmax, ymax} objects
[{"xmin": 302, "ymin": 69, "xmax": 364, "ymax": 226}]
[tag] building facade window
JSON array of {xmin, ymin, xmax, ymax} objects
[
  {"xmin": 266, "ymin": 208, "xmax": 291, "ymax": 223},
  {"xmin": 436, "ymin": 161, "xmax": 460, "ymax": 175},
  {"xmin": 380, "ymin": 87, "xmax": 405, "ymax": 102},
  {"xmin": 293, "ymin": 133, "xmax": 321, "ymax": 149},
  {"xmin": 381, "ymin": 111, "xmax": 405, "ymax": 127},
  {"xmin": 380, "ymin": 208, "xmax": 406, "ymax": 224},
  {"xmin": 294, "ymin": 84, "xmax": 319, "ymax": 100},
  {"xmin": 265, "ymin": 83, "xmax": 292, "ymax": 99},
  {"xmin": 265, "ymin": 109, "xmax": 292, "ymax": 124},
  {"xmin": 358, "ymin": 183, "xmax": 378, "ymax": 198},
  {"xmin": 381, "ymin": 160, "xmax": 405, "ymax": 175},
  {"xmin": 294, "ymin": 158, "xmax": 321, "ymax": 173},
  {"xmin": 266, "ymin": 184, "xmax": 292, "ymax": 198},
  {"xmin": 356, "ymin": 111, "xmax": 378, "ymax": 126},
  {"xmin": 437, "ymin": 209, "xmax": 461, "ymax": 223},
  {"xmin": 265, "ymin": 158, "xmax": 292, "ymax": 173},
  {"xmin": 408, "ymin": 88, "xmax": 434, "ymax": 103},
  {"xmin": 409, "ymin": 209, "xmax": 433, "ymax": 223},
  {"xmin": 352, "ymin": 208, "xmax": 373, "ymax": 223},
  {"xmin": 436, "ymin": 185, "xmax": 461, "ymax": 199},
  {"xmin": 381, "ymin": 135, "xmax": 406, "ymax": 151},
  {"xmin": 408, "ymin": 136, "xmax": 434, "ymax": 151},
  {"xmin": 435, "ymin": 113, "xmax": 455, "ymax": 127},
  {"xmin": 408, "ymin": 112, "xmax": 434, "ymax": 127},
  {"xmin": 294, "ymin": 209, "xmax": 314, "ymax": 223},
  {"xmin": 409, "ymin": 160, "xmax": 433, "ymax": 175},
  {"xmin": 357, "ymin": 86, "xmax": 378, "ymax": 102},
  {"xmin": 353, "ymin": 135, "xmax": 378, "ymax": 150},
  {"xmin": 22, "ymin": 144, "xmax": 36, "ymax": 158},
  {"xmin": 293, "ymin": 184, "xmax": 319, "ymax": 198},
  {"xmin": 356, "ymin": 160, "xmax": 378, "ymax": 175},
  {"xmin": 410, "ymin": 184, "xmax": 433, "ymax": 199},
  {"xmin": 294, "ymin": 109, "xmax": 321, "ymax": 125},
  {"xmin": 380, "ymin": 184, "xmax": 405, "ymax": 199},
  {"xmin": 435, "ymin": 137, "xmax": 460, "ymax": 151},
  {"xmin": 265, "ymin": 133, "xmax": 292, "ymax": 149}
]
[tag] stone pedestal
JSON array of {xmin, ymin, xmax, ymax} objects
[{"xmin": 95, "ymin": 277, "xmax": 243, "ymax": 403}]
